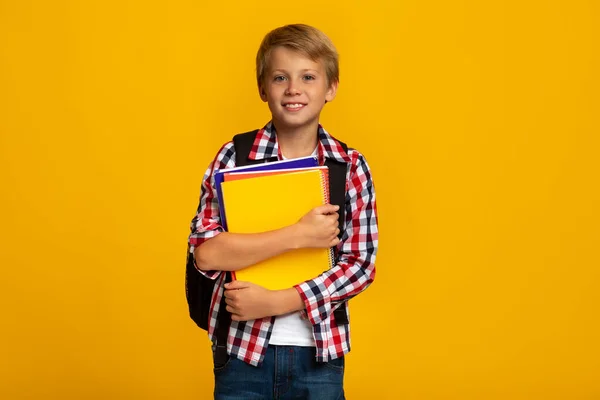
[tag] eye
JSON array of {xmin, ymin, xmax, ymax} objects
[
  {"xmin": 274, "ymin": 75, "xmax": 287, "ymax": 82},
  {"xmin": 303, "ymin": 75, "xmax": 316, "ymax": 81}
]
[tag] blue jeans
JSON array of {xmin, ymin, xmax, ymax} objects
[{"xmin": 213, "ymin": 345, "xmax": 345, "ymax": 400}]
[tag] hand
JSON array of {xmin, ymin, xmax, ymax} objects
[
  {"xmin": 223, "ymin": 281, "xmax": 276, "ymax": 321},
  {"xmin": 294, "ymin": 204, "xmax": 341, "ymax": 249}
]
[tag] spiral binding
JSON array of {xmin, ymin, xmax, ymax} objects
[
  {"xmin": 320, "ymin": 167, "xmax": 335, "ymax": 269},
  {"xmin": 320, "ymin": 168, "xmax": 330, "ymax": 204}
]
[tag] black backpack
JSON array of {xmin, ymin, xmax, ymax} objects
[{"xmin": 185, "ymin": 130, "xmax": 349, "ymax": 341}]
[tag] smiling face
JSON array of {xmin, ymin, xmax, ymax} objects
[{"xmin": 259, "ymin": 46, "xmax": 338, "ymax": 133}]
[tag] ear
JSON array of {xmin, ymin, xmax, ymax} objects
[
  {"xmin": 259, "ymin": 85, "xmax": 268, "ymax": 102},
  {"xmin": 325, "ymin": 79, "xmax": 338, "ymax": 103}
]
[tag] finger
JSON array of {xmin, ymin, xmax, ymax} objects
[
  {"xmin": 225, "ymin": 280, "xmax": 250, "ymax": 290},
  {"xmin": 226, "ymin": 305, "xmax": 237, "ymax": 314},
  {"xmin": 314, "ymin": 204, "xmax": 339, "ymax": 215},
  {"xmin": 330, "ymin": 237, "xmax": 341, "ymax": 247}
]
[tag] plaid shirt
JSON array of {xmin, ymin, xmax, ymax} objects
[{"xmin": 188, "ymin": 122, "xmax": 378, "ymax": 366}]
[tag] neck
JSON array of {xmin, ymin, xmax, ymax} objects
[{"xmin": 274, "ymin": 120, "xmax": 319, "ymax": 159}]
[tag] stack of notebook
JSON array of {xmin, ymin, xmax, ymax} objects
[{"xmin": 214, "ymin": 156, "xmax": 334, "ymax": 290}]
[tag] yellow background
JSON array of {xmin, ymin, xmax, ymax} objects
[{"xmin": 1, "ymin": 0, "xmax": 599, "ymax": 399}]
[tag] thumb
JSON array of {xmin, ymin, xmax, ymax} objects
[{"xmin": 225, "ymin": 280, "xmax": 250, "ymax": 290}]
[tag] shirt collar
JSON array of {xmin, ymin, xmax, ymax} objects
[{"xmin": 248, "ymin": 121, "xmax": 351, "ymax": 164}]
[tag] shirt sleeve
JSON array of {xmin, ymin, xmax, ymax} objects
[
  {"xmin": 188, "ymin": 141, "xmax": 236, "ymax": 279},
  {"xmin": 294, "ymin": 151, "xmax": 379, "ymax": 325}
]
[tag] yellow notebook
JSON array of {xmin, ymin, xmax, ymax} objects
[{"xmin": 221, "ymin": 168, "xmax": 333, "ymax": 290}]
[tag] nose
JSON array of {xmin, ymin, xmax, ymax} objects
[{"xmin": 284, "ymin": 79, "xmax": 301, "ymax": 96}]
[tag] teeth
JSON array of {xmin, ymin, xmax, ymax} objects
[{"xmin": 285, "ymin": 104, "xmax": 303, "ymax": 109}]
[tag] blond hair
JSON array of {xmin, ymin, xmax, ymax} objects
[{"xmin": 256, "ymin": 24, "xmax": 339, "ymax": 88}]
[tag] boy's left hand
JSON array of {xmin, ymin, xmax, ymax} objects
[{"xmin": 223, "ymin": 281, "xmax": 276, "ymax": 321}]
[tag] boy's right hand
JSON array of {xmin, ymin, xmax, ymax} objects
[{"xmin": 293, "ymin": 204, "xmax": 341, "ymax": 249}]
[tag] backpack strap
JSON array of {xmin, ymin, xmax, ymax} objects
[
  {"xmin": 324, "ymin": 143, "xmax": 348, "ymax": 243},
  {"xmin": 213, "ymin": 271, "xmax": 232, "ymax": 366},
  {"xmin": 324, "ymin": 140, "xmax": 350, "ymax": 325}
]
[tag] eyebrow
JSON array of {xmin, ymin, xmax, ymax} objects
[{"xmin": 271, "ymin": 68, "xmax": 320, "ymax": 74}]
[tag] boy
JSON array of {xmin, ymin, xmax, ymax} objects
[{"xmin": 188, "ymin": 24, "xmax": 378, "ymax": 399}]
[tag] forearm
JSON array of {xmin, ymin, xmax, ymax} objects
[
  {"xmin": 272, "ymin": 288, "xmax": 305, "ymax": 315},
  {"xmin": 194, "ymin": 225, "xmax": 300, "ymax": 272}
]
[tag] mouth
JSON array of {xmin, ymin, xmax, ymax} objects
[{"xmin": 282, "ymin": 103, "xmax": 306, "ymax": 111}]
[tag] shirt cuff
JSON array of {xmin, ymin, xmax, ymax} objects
[{"xmin": 294, "ymin": 276, "xmax": 331, "ymax": 325}]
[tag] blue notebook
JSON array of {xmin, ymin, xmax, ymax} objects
[{"xmin": 214, "ymin": 156, "xmax": 319, "ymax": 231}]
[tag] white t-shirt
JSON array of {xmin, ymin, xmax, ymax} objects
[{"xmin": 269, "ymin": 145, "xmax": 318, "ymax": 347}]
